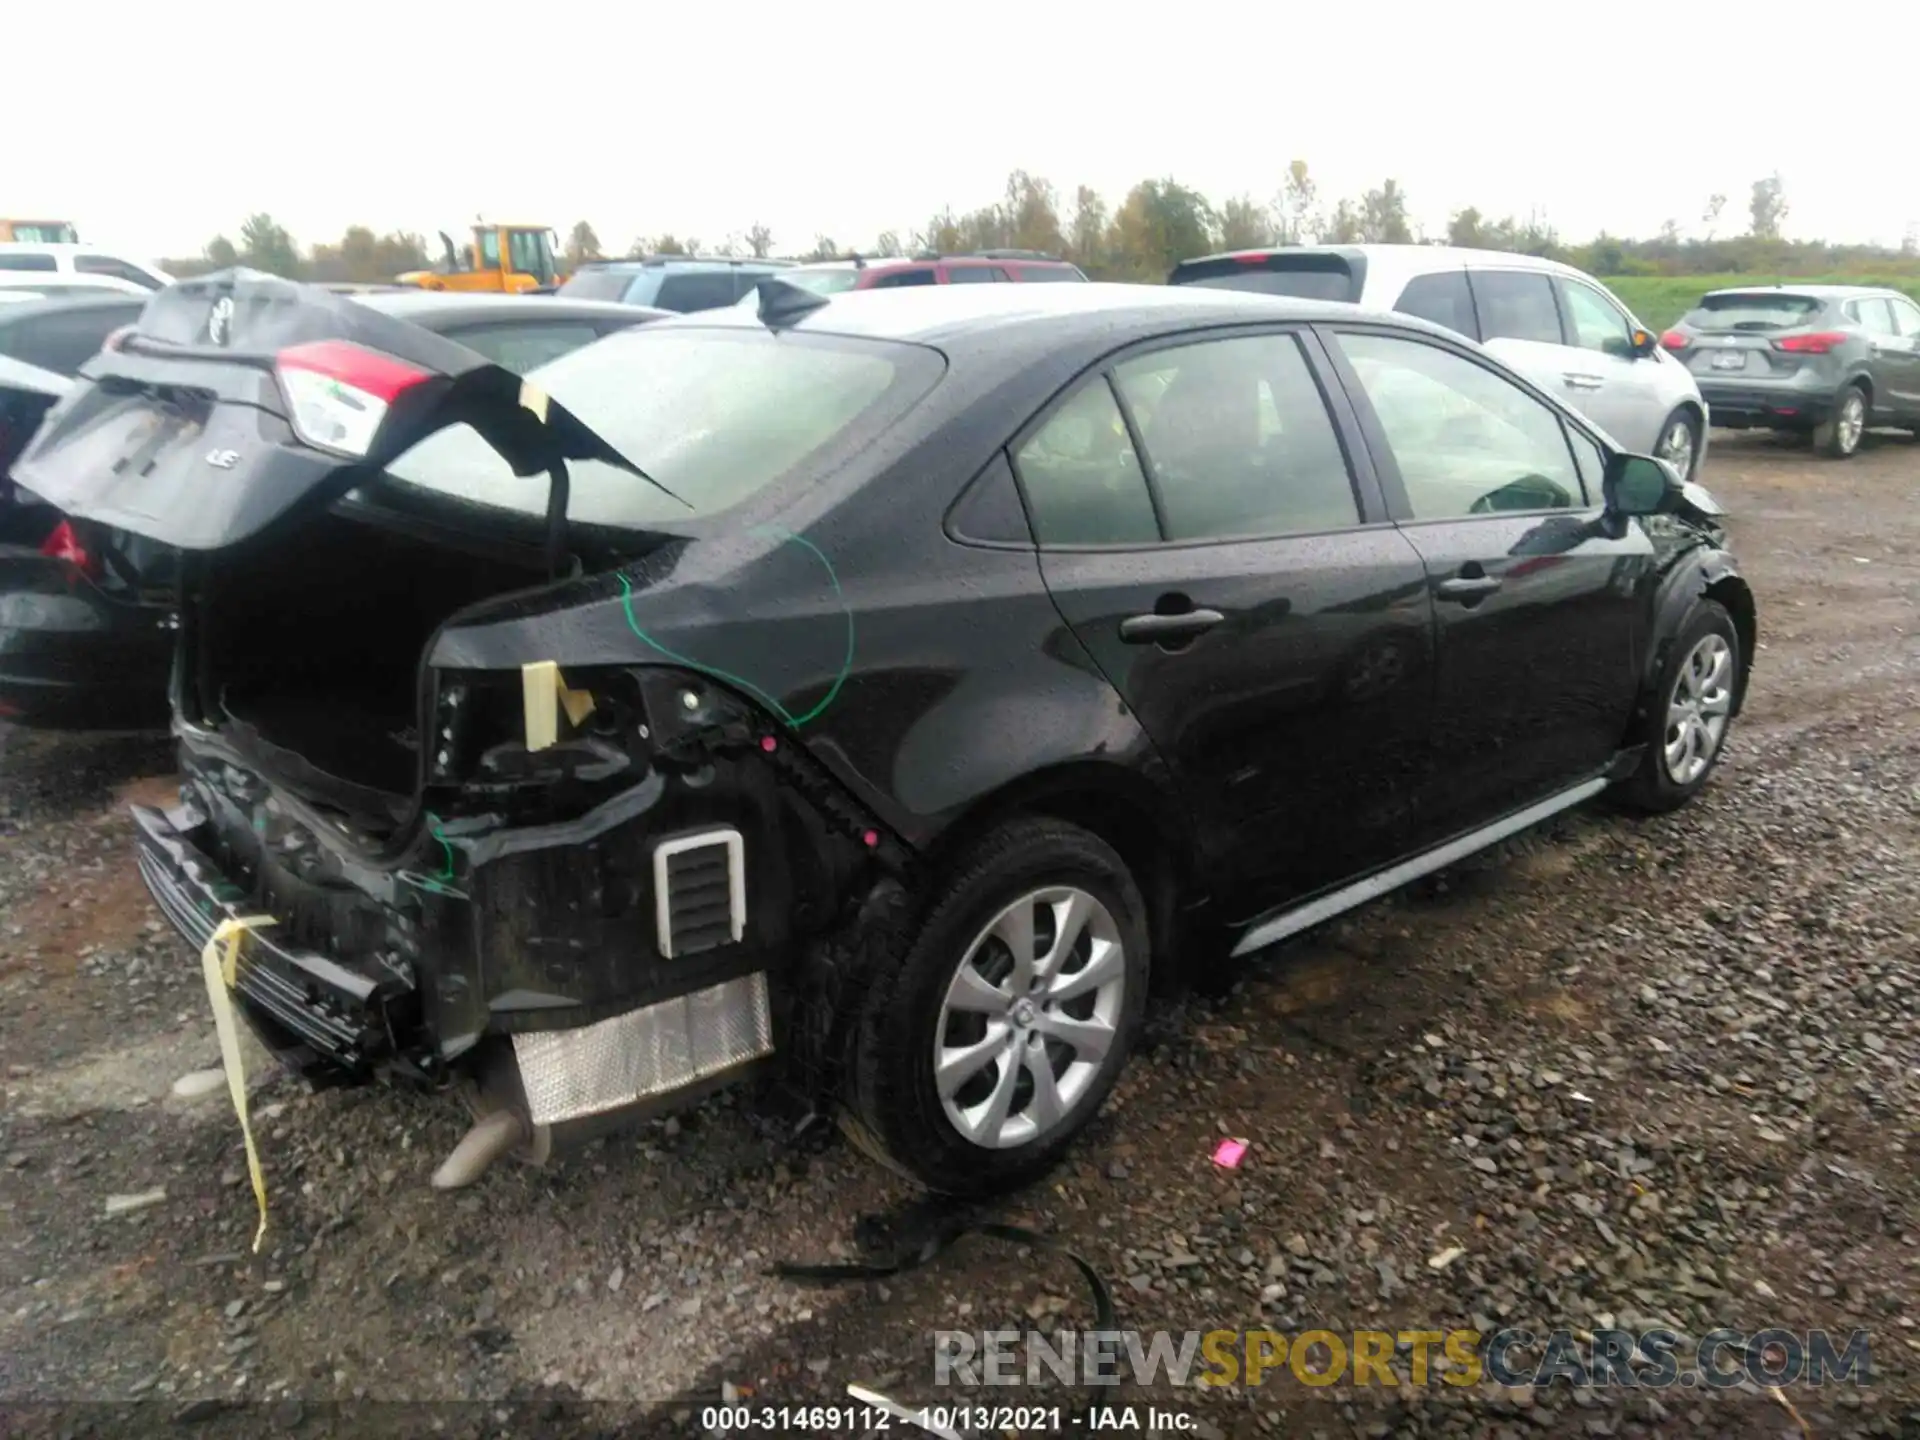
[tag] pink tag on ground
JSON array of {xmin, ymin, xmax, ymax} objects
[{"xmin": 1211, "ymin": 1137, "xmax": 1249, "ymax": 1169}]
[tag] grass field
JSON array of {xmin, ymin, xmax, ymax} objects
[{"xmin": 1609, "ymin": 274, "xmax": 1920, "ymax": 331}]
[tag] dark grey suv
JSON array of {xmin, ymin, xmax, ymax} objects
[{"xmin": 1660, "ymin": 284, "xmax": 1920, "ymax": 458}]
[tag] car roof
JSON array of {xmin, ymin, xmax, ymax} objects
[
  {"xmin": 353, "ymin": 291, "xmax": 668, "ymax": 326},
  {"xmin": 666, "ymin": 278, "xmax": 1433, "ymax": 353},
  {"xmin": 1176, "ymin": 242, "xmax": 1593, "ymax": 287},
  {"xmin": 578, "ymin": 257, "xmax": 794, "ymax": 273}
]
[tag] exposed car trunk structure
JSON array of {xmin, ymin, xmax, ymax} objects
[
  {"xmin": 182, "ymin": 512, "xmax": 550, "ymax": 817},
  {"xmin": 14, "ymin": 270, "xmax": 892, "ymax": 1182}
]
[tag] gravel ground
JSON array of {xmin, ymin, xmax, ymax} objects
[{"xmin": 1, "ymin": 430, "xmax": 1916, "ymax": 1440}]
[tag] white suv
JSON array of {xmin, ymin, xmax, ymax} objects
[
  {"xmin": 0, "ymin": 243, "xmax": 173, "ymax": 297},
  {"xmin": 1169, "ymin": 244, "xmax": 1708, "ymax": 481}
]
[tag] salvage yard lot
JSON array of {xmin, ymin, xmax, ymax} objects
[{"xmin": 2, "ymin": 432, "xmax": 1917, "ymax": 1437}]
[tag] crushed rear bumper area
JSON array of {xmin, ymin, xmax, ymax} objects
[
  {"xmin": 133, "ymin": 799, "xmax": 408, "ymax": 1079},
  {"xmin": 127, "ymin": 717, "xmax": 866, "ymax": 1125}
]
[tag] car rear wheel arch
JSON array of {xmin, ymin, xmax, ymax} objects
[{"xmin": 921, "ymin": 763, "xmax": 1195, "ymax": 982}]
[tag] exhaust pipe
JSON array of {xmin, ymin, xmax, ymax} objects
[
  {"xmin": 430, "ymin": 1045, "xmax": 552, "ymax": 1190},
  {"xmin": 431, "ymin": 1109, "xmax": 528, "ymax": 1190}
]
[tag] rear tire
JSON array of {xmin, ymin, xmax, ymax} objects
[
  {"xmin": 1815, "ymin": 384, "xmax": 1868, "ymax": 459},
  {"xmin": 1654, "ymin": 407, "xmax": 1702, "ymax": 481},
  {"xmin": 839, "ymin": 818, "xmax": 1149, "ymax": 1196},
  {"xmin": 1615, "ymin": 599, "xmax": 1740, "ymax": 814}
]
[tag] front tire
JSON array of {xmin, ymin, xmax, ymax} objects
[
  {"xmin": 1654, "ymin": 407, "xmax": 1702, "ymax": 481},
  {"xmin": 1815, "ymin": 384, "xmax": 1868, "ymax": 459},
  {"xmin": 1615, "ymin": 599, "xmax": 1740, "ymax": 814},
  {"xmin": 840, "ymin": 818, "xmax": 1149, "ymax": 1196}
]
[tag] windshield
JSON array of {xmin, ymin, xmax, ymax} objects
[
  {"xmin": 384, "ymin": 327, "xmax": 945, "ymax": 527},
  {"xmin": 1683, "ymin": 293, "xmax": 1824, "ymax": 331},
  {"xmin": 783, "ymin": 269, "xmax": 863, "ymax": 296},
  {"xmin": 557, "ymin": 269, "xmax": 634, "ymax": 301}
]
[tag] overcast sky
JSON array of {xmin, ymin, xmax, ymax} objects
[{"xmin": 15, "ymin": 2, "xmax": 1915, "ymax": 262}]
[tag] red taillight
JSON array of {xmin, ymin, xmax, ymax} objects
[
  {"xmin": 40, "ymin": 519, "xmax": 101, "ymax": 579},
  {"xmin": 1659, "ymin": 329, "xmax": 1689, "ymax": 351},
  {"xmin": 1773, "ymin": 331, "xmax": 1848, "ymax": 355},
  {"xmin": 274, "ymin": 340, "xmax": 432, "ymax": 457},
  {"xmin": 276, "ymin": 340, "xmax": 431, "ymax": 402}
]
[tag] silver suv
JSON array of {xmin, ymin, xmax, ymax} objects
[
  {"xmin": 1168, "ymin": 244, "xmax": 1709, "ymax": 480},
  {"xmin": 1658, "ymin": 285, "xmax": 1920, "ymax": 459}
]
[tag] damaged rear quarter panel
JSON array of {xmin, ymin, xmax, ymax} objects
[{"xmin": 425, "ymin": 443, "xmax": 1187, "ymax": 871}]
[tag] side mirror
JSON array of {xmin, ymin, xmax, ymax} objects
[
  {"xmin": 1629, "ymin": 327, "xmax": 1658, "ymax": 358},
  {"xmin": 1601, "ymin": 452, "xmax": 1677, "ymax": 517}
]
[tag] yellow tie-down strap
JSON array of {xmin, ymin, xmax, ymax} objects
[{"xmin": 199, "ymin": 915, "xmax": 277, "ymax": 1253}]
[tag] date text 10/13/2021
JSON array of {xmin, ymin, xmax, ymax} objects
[{"xmin": 699, "ymin": 1404, "xmax": 1201, "ymax": 1432}]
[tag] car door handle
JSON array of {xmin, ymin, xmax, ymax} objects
[
  {"xmin": 1119, "ymin": 609, "xmax": 1225, "ymax": 643},
  {"xmin": 1436, "ymin": 575, "xmax": 1502, "ymax": 601},
  {"xmin": 1562, "ymin": 373, "xmax": 1605, "ymax": 391}
]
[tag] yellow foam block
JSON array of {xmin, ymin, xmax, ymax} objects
[{"xmin": 521, "ymin": 660, "xmax": 595, "ymax": 752}]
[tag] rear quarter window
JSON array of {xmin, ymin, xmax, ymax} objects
[
  {"xmin": 1392, "ymin": 271, "xmax": 1478, "ymax": 340},
  {"xmin": 653, "ymin": 272, "xmax": 739, "ymax": 312},
  {"xmin": 558, "ymin": 269, "xmax": 636, "ymax": 302}
]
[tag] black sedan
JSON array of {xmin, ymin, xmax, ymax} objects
[
  {"xmin": 0, "ymin": 289, "xmax": 665, "ymax": 728},
  {"xmin": 14, "ymin": 273, "xmax": 1754, "ymax": 1197}
]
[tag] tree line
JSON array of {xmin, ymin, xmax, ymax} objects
[{"xmin": 162, "ymin": 167, "xmax": 1920, "ymax": 286}]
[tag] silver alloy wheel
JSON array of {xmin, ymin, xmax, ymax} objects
[
  {"xmin": 1835, "ymin": 390, "xmax": 1866, "ymax": 455},
  {"xmin": 933, "ymin": 886, "xmax": 1127, "ymax": 1150},
  {"xmin": 1657, "ymin": 417, "xmax": 1696, "ymax": 480},
  {"xmin": 1664, "ymin": 633, "xmax": 1734, "ymax": 785}
]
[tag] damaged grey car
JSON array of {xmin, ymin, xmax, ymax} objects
[{"xmin": 13, "ymin": 271, "xmax": 1754, "ymax": 1197}]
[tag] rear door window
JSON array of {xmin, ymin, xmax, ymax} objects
[
  {"xmin": 1393, "ymin": 271, "xmax": 1477, "ymax": 340},
  {"xmin": 1114, "ymin": 332, "xmax": 1360, "ymax": 541},
  {"xmin": 653, "ymin": 272, "xmax": 740, "ymax": 312},
  {"xmin": 1890, "ymin": 297, "xmax": 1920, "ymax": 337},
  {"xmin": 0, "ymin": 253, "xmax": 57, "ymax": 272},
  {"xmin": 944, "ymin": 265, "xmax": 1007, "ymax": 283},
  {"xmin": 1471, "ymin": 270, "xmax": 1565, "ymax": 345},
  {"xmin": 441, "ymin": 321, "xmax": 603, "ymax": 375},
  {"xmin": 868, "ymin": 268, "xmax": 938, "ymax": 288},
  {"xmin": 1012, "ymin": 265, "xmax": 1086, "ymax": 283}
]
